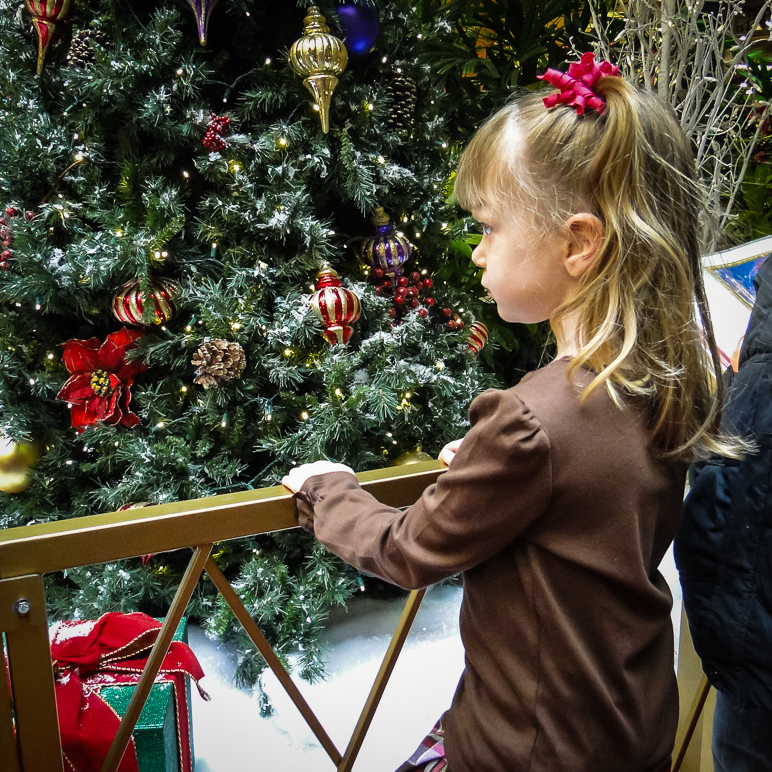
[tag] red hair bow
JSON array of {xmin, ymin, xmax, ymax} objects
[{"xmin": 537, "ymin": 52, "xmax": 620, "ymax": 116}]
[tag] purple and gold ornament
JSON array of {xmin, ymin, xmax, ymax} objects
[
  {"xmin": 112, "ymin": 278, "xmax": 179, "ymax": 327},
  {"xmin": 361, "ymin": 207, "xmax": 411, "ymax": 278},
  {"xmin": 24, "ymin": 0, "xmax": 74, "ymax": 74},
  {"xmin": 183, "ymin": 0, "xmax": 219, "ymax": 46},
  {"xmin": 309, "ymin": 267, "xmax": 361, "ymax": 344}
]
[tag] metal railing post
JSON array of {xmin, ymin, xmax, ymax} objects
[{"xmin": 0, "ymin": 574, "xmax": 63, "ymax": 772}]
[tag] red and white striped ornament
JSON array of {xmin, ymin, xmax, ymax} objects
[
  {"xmin": 309, "ymin": 268, "xmax": 361, "ymax": 344},
  {"xmin": 112, "ymin": 278, "xmax": 179, "ymax": 327},
  {"xmin": 468, "ymin": 321, "xmax": 489, "ymax": 354}
]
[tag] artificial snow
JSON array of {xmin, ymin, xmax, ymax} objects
[
  {"xmin": 190, "ymin": 551, "xmax": 682, "ymax": 772},
  {"xmin": 190, "ymin": 583, "xmax": 464, "ymax": 772}
]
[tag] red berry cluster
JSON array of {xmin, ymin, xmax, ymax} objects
[
  {"xmin": 371, "ymin": 268, "xmax": 434, "ymax": 320},
  {"xmin": 440, "ymin": 306, "xmax": 465, "ymax": 330},
  {"xmin": 202, "ymin": 114, "xmax": 231, "ymax": 151},
  {"xmin": 0, "ymin": 207, "xmax": 32, "ymax": 271}
]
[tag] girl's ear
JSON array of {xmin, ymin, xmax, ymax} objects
[{"xmin": 563, "ymin": 214, "xmax": 605, "ymax": 279}]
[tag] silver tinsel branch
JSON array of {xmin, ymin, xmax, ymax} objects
[{"xmin": 586, "ymin": 0, "xmax": 772, "ymax": 249}]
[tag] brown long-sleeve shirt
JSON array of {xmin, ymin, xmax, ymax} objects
[{"xmin": 296, "ymin": 358, "xmax": 684, "ymax": 772}]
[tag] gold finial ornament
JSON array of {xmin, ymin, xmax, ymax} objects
[{"xmin": 289, "ymin": 6, "xmax": 348, "ymax": 133}]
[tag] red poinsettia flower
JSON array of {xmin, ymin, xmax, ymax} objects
[{"xmin": 56, "ymin": 328, "xmax": 148, "ymax": 430}]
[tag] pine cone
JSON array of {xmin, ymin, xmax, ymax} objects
[
  {"xmin": 191, "ymin": 339, "xmax": 246, "ymax": 389},
  {"xmin": 66, "ymin": 29, "xmax": 108, "ymax": 67},
  {"xmin": 385, "ymin": 73, "xmax": 417, "ymax": 133}
]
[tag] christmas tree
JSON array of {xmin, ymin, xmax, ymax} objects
[{"xmin": 0, "ymin": 0, "xmax": 511, "ymax": 697}]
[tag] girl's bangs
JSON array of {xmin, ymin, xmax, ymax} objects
[{"xmin": 453, "ymin": 120, "xmax": 507, "ymax": 213}]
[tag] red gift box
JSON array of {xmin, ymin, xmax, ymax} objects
[{"xmin": 50, "ymin": 612, "xmax": 207, "ymax": 772}]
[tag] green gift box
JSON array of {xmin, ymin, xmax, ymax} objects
[{"xmin": 89, "ymin": 617, "xmax": 195, "ymax": 772}]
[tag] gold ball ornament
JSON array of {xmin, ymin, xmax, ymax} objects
[
  {"xmin": 468, "ymin": 321, "xmax": 489, "ymax": 354},
  {"xmin": 289, "ymin": 6, "xmax": 348, "ymax": 134},
  {"xmin": 112, "ymin": 277, "xmax": 179, "ymax": 327},
  {"xmin": 392, "ymin": 446, "xmax": 434, "ymax": 466},
  {"xmin": 0, "ymin": 435, "xmax": 40, "ymax": 494}
]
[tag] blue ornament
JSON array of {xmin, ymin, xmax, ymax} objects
[{"xmin": 335, "ymin": 2, "xmax": 380, "ymax": 58}]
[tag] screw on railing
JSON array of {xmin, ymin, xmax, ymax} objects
[{"xmin": 13, "ymin": 598, "xmax": 31, "ymax": 616}]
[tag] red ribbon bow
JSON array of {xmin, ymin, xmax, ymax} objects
[
  {"xmin": 537, "ymin": 52, "xmax": 620, "ymax": 116},
  {"xmin": 51, "ymin": 612, "xmax": 208, "ymax": 772}
]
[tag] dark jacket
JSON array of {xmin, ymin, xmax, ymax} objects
[{"xmin": 676, "ymin": 255, "xmax": 772, "ymax": 709}]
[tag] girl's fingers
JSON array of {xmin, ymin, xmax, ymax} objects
[
  {"xmin": 439, "ymin": 438, "xmax": 464, "ymax": 467},
  {"xmin": 282, "ymin": 461, "xmax": 356, "ymax": 493}
]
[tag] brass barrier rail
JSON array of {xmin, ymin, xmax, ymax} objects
[
  {"xmin": 0, "ymin": 461, "xmax": 446, "ymax": 772},
  {"xmin": 0, "ymin": 459, "xmax": 714, "ymax": 772}
]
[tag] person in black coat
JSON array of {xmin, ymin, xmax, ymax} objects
[{"xmin": 676, "ymin": 252, "xmax": 772, "ymax": 772}]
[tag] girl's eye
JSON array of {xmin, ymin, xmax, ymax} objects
[{"xmin": 481, "ymin": 224, "xmax": 492, "ymax": 236}]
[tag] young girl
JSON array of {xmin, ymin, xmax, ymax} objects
[{"xmin": 283, "ymin": 53, "xmax": 729, "ymax": 772}]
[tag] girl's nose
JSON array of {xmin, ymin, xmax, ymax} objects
[{"xmin": 471, "ymin": 245, "xmax": 485, "ymax": 268}]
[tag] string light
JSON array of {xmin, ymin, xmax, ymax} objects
[{"xmin": 301, "ymin": 411, "xmax": 310, "ymax": 420}]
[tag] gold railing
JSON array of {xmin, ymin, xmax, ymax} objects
[
  {"xmin": 0, "ymin": 461, "xmax": 445, "ymax": 772},
  {"xmin": 0, "ymin": 459, "xmax": 713, "ymax": 772}
]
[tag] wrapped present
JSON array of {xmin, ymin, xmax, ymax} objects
[{"xmin": 50, "ymin": 612, "xmax": 207, "ymax": 772}]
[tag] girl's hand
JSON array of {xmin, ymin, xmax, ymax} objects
[
  {"xmin": 439, "ymin": 438, "xmax": 464, "ymax": 467},
  {"xmin": 281, "ymin": 460, "xmax": 356, "ymax": 494}
]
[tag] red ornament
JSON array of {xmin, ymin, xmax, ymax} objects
[
  {"xmin": 56, "ymin": 328, "xmax": 147, "ymax": 430},
  {"xmin": 468, "ymin": 321, "xmax": 489, "ymax": 354},
  {"xmin": 112, "ymin": 278, "xmax": 178, "ymax": 327},
  {"xmin": 309, "ymin": 268, "xmax": 361, "ymax": 344},
  {"xmin": 24, "ymin": 0, "xmax": 74, "ymax": 74}
]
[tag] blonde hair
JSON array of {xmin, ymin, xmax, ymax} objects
[{"xmin": 455, "ymin": 76, "xmax": 733, "ymax": 460}]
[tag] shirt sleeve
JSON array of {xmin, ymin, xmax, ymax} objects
[{"xmin": 295, "ymin": 388, "xmax": 553, "ymax": 589}]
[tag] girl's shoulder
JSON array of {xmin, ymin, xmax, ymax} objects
[{"xmin": 511, "ymin": 356, "xmax": 646, "ymax": 444}]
